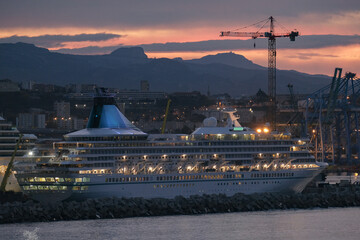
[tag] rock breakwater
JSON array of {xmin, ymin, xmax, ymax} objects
[{"xmin": 1, "ymin": 186, "xmax": 360, "ymax": 224}]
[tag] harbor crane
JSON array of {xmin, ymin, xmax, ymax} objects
[{"xmin": 220, "ymin": 16, "xmax": 299, "ymax": 128}]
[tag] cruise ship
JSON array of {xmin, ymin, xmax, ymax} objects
[
  {"xmin": 14, "ymin": 89, "xmax": 326, "ymax": 202},
  {"xmin": 0, "ymin": 116, "xmax": 37, "ymax": 191}
]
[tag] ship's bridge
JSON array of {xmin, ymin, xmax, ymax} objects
[
  {"xmin": 190, "ymin": 116, "xmax": 291, "ymax": 141},
  {"xmin": 64, "ymin": 89, "xmax": 147, "ymax": 141}
]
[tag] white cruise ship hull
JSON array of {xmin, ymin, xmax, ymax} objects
[{"xmin": 17, "ymin": 167, "xmax": 323, "ymax": 202}]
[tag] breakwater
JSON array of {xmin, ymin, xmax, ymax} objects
[{"xmin": 1, "ymin": 185, "xmax": 360, "ymax": 224}]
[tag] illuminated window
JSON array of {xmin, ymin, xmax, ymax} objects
[
  {"xmin": 46, "ymin": 177, "xmax": 55, "ymax": 182},
  {"xmin": 34, "ymin": 177, "xmax": 46, "ymax": 182},
  {"xmin": 82, "ymin": 177, "xmax": 90, "ymax": 182},
  {"xmin": 55, "ymin": 177, "xmax": 64, "ymax": 182}
]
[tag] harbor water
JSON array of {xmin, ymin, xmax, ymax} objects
[{"xmin": 1, "ymin": 207, "xmax": 360, "ymax": 240}]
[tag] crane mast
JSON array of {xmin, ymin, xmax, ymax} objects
[
  {"xmin": 220, "ymin": 16, "xmax": 298, "ymax": 129},
  {"xmin": 268, "ymin": 16, "xmax": 276, "ymax": 102}
]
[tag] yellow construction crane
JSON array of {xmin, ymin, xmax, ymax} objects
[
  {"xmin": 220, "ymin": 16, "xmax": 299, "ymax": 128},
  {"xmin": 1, "ymin": 134, "xmax": 22, "ymax": 192},
  {"xmin": 161, "ymin": 99, "xmax": 171, "ymax": 134}
]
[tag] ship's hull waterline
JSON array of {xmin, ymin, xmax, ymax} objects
[{"xmin": 17, "ymin": 167, "xmax": 323, "ymax": 202}]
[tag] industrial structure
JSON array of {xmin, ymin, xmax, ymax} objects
[
  {"xmin": 305, "ymin": 68, "xmax": 360, "ymax": 164},
  {"xmin": 220, "ymin": 16, "xmax": 299, "ymax": 128}
]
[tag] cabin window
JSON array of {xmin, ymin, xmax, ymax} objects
[
  {"xmin": 55, "ymin": 177, "xmax": 64, "ymax": 182},
  {"xmin": 34, "ymin": 177, "xmax": 46, "ymax": 182},
  {"xmin": 75, "ymin": 178, "xmax": 83, "ymax": 183}
]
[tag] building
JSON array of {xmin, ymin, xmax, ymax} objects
[
  {"xmin": 53, "ymin": 117, "xmax": 86, "ymax": 130},
  {"xmin": 54, "ymin": 101, "xmax": 71, "ymax": 118},
  {"xmin": 140, "ymin": 80, "xmax": 149, "ymax": 92},
  {"xmin": 32, "ymin": 83, "xmax": 55, "ymax": 93},
  {"xmin": 16, "ymin": 113, "xmax": 46, "ymax": 129},
  {"xmin": 0, "ymin": 79, "xmax": 20, "ymax": 92}
]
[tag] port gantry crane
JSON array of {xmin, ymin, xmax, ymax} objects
[{"xmin": 220, "ymin": 16, "xmax": 299, "ymax": 128}]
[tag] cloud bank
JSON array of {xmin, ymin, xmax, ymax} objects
[
  {"xmin": 0, "ymin": 33, "xmax": 122, "ymax": 48},
  {"xmin": 48, "ymin": 34, "xmax": 360, "ymax": 55}
]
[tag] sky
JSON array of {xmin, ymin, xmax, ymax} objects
[{"xmin": 0, "ymin": 0, "xmax": 359, "ymax": 76}]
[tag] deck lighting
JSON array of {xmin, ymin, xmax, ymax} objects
[
  {"xmin": 256, "ymin": 128, "xmax": 262, "ymax": 133},
  {"xmin": 28, "ymin": 151, "xmax": 33, "ymax": 156},
  {"xmin": 263, "ymin": 128, "xmax": 269, "ymax": 133}
]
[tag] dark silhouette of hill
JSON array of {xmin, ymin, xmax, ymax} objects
[
  {"xmin": 185, "ymin": 52, "xmax": 265, "ymax": 70},
  {"xmin": 0, "ymin": 42, "xmax": 330, "ymax": 96}
]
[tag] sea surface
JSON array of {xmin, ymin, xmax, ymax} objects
[{"xmin": 1, "ymin": 207, "xmax": 360, "ymax": 240}]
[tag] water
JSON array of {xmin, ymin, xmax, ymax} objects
[{"xmin": 2, "ymin": 207, "xmax": 360, "ymax": 240}]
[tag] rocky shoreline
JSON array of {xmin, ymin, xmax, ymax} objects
[{"xmin": 1, "ymin": 185, "xmax": 360, "ymax": 224}]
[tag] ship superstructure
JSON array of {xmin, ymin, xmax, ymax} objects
[
  {"xmin": 0, "ymin": 116, "xmax": 37, "ymax": 191},
  {"xmin": 14, "ymin": 90, "xmax": 326, "ymax": 202}
]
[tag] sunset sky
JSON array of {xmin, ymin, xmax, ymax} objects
[{"xmin": 0, "ymin": 0, "xmax": 359, "ymax": 76}]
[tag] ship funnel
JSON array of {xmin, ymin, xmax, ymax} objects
[{"xmin": 87, "ymin": 88, "xmax": 139, "ymax": 130}]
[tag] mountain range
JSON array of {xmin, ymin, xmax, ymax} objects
[{"xmin": 0, "ymin": 42, "xmax": 330, "ymax": 96}]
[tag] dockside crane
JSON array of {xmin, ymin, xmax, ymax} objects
[{"xmin": 220, "ymin": 16, "xmax": 299, "ymax": 128}]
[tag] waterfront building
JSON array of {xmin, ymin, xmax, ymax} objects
[
  {"xmin": 16, "ymin": 113, "xmax": 46, "ymax": 129},
  {"xmin": 54, "ymin": 101, "xmax": 71, "ymax": 119},
  {"xmin": 0, "ymin": 79, "xmax": 20, "ymax": 92}
]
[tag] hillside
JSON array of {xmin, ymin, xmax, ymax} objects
[{"xmin": 0, "ymin": 43, "xmax": 330, "ymax": 96}]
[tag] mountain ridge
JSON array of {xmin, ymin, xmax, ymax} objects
[{"xmin": 0, "ymin": 43, "xmax": 330, "ymax": 96}]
